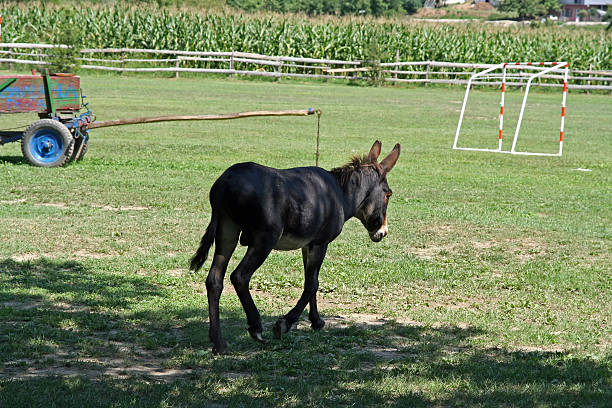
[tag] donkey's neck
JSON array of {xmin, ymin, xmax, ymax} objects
[{"xmin": 329, "ymin": 168, "xmax": 375, "ymax": 222}]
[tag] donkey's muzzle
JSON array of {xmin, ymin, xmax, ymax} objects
[{"xmin": 369, "ymin": 220, "xmax": 388, "ymax": 242}]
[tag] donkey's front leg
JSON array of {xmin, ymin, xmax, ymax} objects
[{"xmin": 274, "ymin": 244, "xmax": 328, "ymax": 338}]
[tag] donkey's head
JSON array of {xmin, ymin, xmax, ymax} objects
[
  {"xmin": 356, "ymin": 141, "xmax": 401, "ymax": 242},
  {"xmin": 332, "ymin": 141, "xmax": 401, "ymax": 242}
]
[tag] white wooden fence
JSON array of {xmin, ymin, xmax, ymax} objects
[{"xmin": 0, "ymin": 43, "xmax": 610, "ymax": 91}]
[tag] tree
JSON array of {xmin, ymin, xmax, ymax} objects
[
  {"xmin": 604, "ymin": 9, "xmax": 612, "ymax": 30},
  {"xmin": 402, "ymin": 0, "xmax": 424, "ymax": 14},
  {"xmin": 228, "ymin": 0, "xmax": 425, "ymax": 16},
  {"xmin": 500, "ymin": 0, "xmax": 560, "ymax": 20},
  {"xmin": 541, "ymin": 0, "xmax": 561, "ymax": 16},
  {"xmin": 45, "ymin": 10, "xmax": 85, "ymax": 73},
  {"xmin": 370, "ymin": 0, "xmax": 388, "ymax": 16}
]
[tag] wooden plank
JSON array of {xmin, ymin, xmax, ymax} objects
[
  {"xmin": 324, "ymin": 67, "xmax": 370, "ymax": 73},
  {"xmin": 0, "ymin": 42, "xmax": 69, "ymax": 49},
  {"xmin": 89, "ymin": 109, "xmax": 319, "ymax": 129},
  {"xmin": 0, "ymin": 74, "xmax": 80, "ymax": 114}
]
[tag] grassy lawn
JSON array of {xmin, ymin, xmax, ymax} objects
[{"xmin": 0, "ymin": 74, "xmax": 610, "ymax": 407}]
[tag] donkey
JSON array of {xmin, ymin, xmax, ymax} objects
[{"xmin": 190, "ymin": 140, "xmax": 400, "ymax": 354}]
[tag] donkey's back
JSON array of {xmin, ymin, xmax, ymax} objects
[{"xmin": 211, "ymin": 162, "xmax": 347, "ymax": 250}]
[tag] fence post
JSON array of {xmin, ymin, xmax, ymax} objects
[
  {"xmin": 277, "ymin": 57, "xmax": 282, "ymax": 82},
  {"xmin": 394, "ymin": 49, "xmax": 399, "ymax": 86},
  {"xmin": 175, "ymin": 55, "xmax": 180, "ymax": 79},
  {"xmin": 8, "ymin": 47, "xmax": 12, "ymax": 71},
  {"xmin": 586, "ymin": 63, "xmax": 592, "ymax": 95},
  {"xmin": 425, "ymin": 61, "xmax": 430, "ymax": 87},
  {"xmin": 229, "ymin": 50, "xmax": 235, "ymax": 79},
  {"xmin": 120, "ymin": 52, "xmax": 125, "ymax": 75}
]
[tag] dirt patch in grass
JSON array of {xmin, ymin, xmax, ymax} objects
[
  {"xmin": 0, "ymin": 198, "xmax": 27, "ymax": 204},
  {"xmin": 11, "ymin": 250, "xmax": 118, "ymax": 262},
  {"xmin": 1, "ymin": 300, "xmax": 45, "ymax": 310},
  {"xmin": 2, "ymin": 199, "xmax": 149, "ymax": 212},
  {"xmin": 91, "ymin": 204, "xmax": 150, "ymax": 211},
  {"xmin": 308, "ymin": 312, "xmax": 422, "ymax": 330},
  {"xmin": 38, "ymin": 202, "xmax": 70, "ymax": 209},
  {"xmin": 10, "ymin": 253, "xmax": 41, "ymax": 262},
  {"xmin": 3, "ymin": 356, "xmax": 192, "ymax": 382},
  {"xmin": 2, "ymin": 301, "xmax": 190, "ymax": 383},
  {"xmin": 167, "ymin": 268, "xmax": 187, "ymax": 277},
  {"xmin": 513, "ymin": 345, "xmax": 568, "ymax": 353},
  {"xmin": 408, "ymin": 223, "xmax": 550, "ymax": 262}
]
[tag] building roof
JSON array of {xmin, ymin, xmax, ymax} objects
[{"xmin": 587, "ymin": 0, "xmax": 612, "ymax": 5}]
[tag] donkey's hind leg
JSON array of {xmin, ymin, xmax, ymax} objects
[
  {"xmin": 206, "ymin": 217, "xmax": 240, "ymax": 355},
  {"xmin": 230, "ymin": 236, "xmax": 276, "ymax": 343},
  {"xmin": 308, "ymin": 292, "xmax": 325, "ymax": 330},
  {"xmin": 274, "ymin": 244, "xmax": 327, "ymax": 338}
]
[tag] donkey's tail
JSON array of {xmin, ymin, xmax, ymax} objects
[{"xmin": 189, "ymin": 213, "xmax": 217, "ymax": 272}]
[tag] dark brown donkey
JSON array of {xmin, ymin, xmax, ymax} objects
[{"xmin": 190, "ymin": 141, "xmax": 400, "ymax": 354}]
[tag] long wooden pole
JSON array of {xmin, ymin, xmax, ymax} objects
[{"xmin": 89, "ymin": 108, "xmax": 320, "ymax": 129}]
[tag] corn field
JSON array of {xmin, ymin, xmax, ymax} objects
[{"xmin": 1, "ymin": 4, "xmax": 610, "ymax": 70}]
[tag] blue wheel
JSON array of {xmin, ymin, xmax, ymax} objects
[{"xmin": 21, "ymin": 119, "xmax": 74, "ymax": 167}]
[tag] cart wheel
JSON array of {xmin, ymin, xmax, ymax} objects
[
  {"xmin": 21, "ymin": 119, "xmax": 74, "ymax": 167},
  {"xmin": 70, "ymin": 137, "xmax": 89, "ymax": 162}
]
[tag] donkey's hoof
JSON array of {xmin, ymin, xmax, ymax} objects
[
  {"xmin": 311, "ymin": 318, "xmax": 325, "ymax": 331},
  {"xmin": 248, "ymin": 327, "xmax": 267, "ymax": 343},
  {"xmin": 273, "ymin": 318, "xmax": 289, "ymax": 339}
]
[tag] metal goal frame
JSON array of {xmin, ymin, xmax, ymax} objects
[{"xmin": 453, "ymin": 62, "xmax": 569, "ymax": 157}]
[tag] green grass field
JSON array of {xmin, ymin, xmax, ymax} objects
[{"xmin": 0, "ymin": 74, "xmax": 610, "ymax": 407}]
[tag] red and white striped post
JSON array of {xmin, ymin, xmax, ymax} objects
[
  {"xmin": 498, "ymin": 63, "xmax": 507, "ymax": 151},
  {"xmin": 559, "ymin": 63, "xmax": 569, "ymax": 156},
  {"xmin": 453, "ymin": 62, "xmax": 505, "ymax": 152}
]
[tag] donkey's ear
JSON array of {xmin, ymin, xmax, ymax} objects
[
  {"xmin": 368, "ymin": 140, "xmax": 382, "ymax": 162},
  {"xmin": 380, "ymin": 144, "xmax": 401, "ymax": 175}
]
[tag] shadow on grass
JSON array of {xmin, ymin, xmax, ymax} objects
[
  {"xmin": 0, "ymin": 258, "xmax": 609, "ymax": 407},
  {"xmin": 0, "ymin": 155, "xmax": 27, "ymax": 166}
]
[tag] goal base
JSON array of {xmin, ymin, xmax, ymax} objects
[{"xmin": 453, "ymin": 146, "xmax": 563, "ymax": 157}]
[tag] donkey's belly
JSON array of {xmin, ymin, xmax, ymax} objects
[{"xmin": 274, "ymin": 233, "xmax": 310, "ymax": 251}]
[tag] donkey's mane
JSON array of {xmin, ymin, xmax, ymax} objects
[{"xmin": 330, "ymin": 154, "xmax": 381, "ymax": 190}]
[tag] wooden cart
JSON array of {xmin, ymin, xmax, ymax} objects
[{"xmin": 0, "ymin": 70, "xmax": 93, "ymax": 167}]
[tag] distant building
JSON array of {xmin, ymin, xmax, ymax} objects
[
  {"xmin": 557, "ymin": 0, "xmax": 611, "ymax": 21},
  {"xmin": 424, "ymin": 0, "xmax": 468, "ymax": 7},
  {"xmin": 474, "ymin": 0, "xmax": 500, "ymax": 6}
]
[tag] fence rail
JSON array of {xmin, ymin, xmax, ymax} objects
[{"xmin": 0, "ymin": 43, "xmax": 610, "ymax": 91}]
